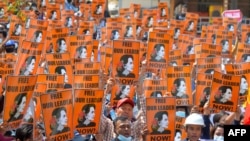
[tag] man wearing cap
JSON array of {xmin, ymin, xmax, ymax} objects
[{"xmin": 100, "ymin": 78, "xmax": 147, "ymax": 141}]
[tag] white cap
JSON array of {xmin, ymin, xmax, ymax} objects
[{"xmin": 184, "ymin": 113, "xmax": 205, "ymax": 127}]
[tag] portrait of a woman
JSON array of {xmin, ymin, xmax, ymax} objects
[
  {"xmin": 151, "ymin": 111, "xmax": 171, "ymax": 134},
  {"xmin": 150, "ymin": 91, "xmax": 163, "ymax": 98},
  {"xmin": 114, "ymin": 85, "xmax": 131, "ymax": 100},
  {"xmin": 199, "ymin": 87, "xmax": 211, "ymax": 107},
  {"xmin": 76, "ymin": 104, "xmax": 96, "ymax": 127},
  {"xmin": 32, "ymin": 30, "xmax": 43, "ymax": 43},
  {"xmin": 171, "ymin": 78, "xmax": 189, "ymax": 99},
  {"xmin": 76, "ymin": 46, "xmax": 87, "ymax": 59},
  {"xmin": 19, "ymin": 56, "xmax": 36, "ymax": 76},
  {"xmin": 116, "ymin": 55, "xmax": 135, "ymax": 78},
  {"xmin": 56, "ymin": 38, "xmax": 67, "ymax": 53},
  {"xmin": 8, "ymin": 93, "xmax": 27, "ymax": 122},
  {"xmin": 50, "ymin": 107, "xmax": 70, "ymax": 135},
  {"xmin": 150, "ymin": 44, "xmax": 166, "ymax": 62},
  {"xmin": 124, "ymin": 26, "xmax": 133, "ymax": 38},
  {"xmin": 12, "ymin": 23, "xmax": 22, "ymax": 36},
  {"xmin": 239, "ymin": 75, "xmax": 248, "ymax": 96},
  {"xmin": 213, "ymin": 86, "xmax": 233, "ymax": 105},
  {"xmin": 185, "ymin": 20, "xmax": 194, "ymax": 31}
]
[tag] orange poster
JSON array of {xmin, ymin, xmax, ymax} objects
[
  {"xmin": 47, "ymin": 20, "xmax": 63, "ymax": 30},
  {"xmin": 195, "ymin": 73, "xmax": 213, "ymax": 108},
  {"xmin": 167, "ymin": 66, "xmax": 192, "ymax": 106},
  {"xmin": 135, "ymin": 19, "xmax": 143, "ymax": 39},
  {"xmin": 112, "ymin": 40, "xmax": 140, "ymax": 84},
  {"xmin": 78, "ymin": 3, "xmax": 92, "ymax": 21},
  {"xmin": 169, "ymin": 49, "xmax": 182, "ymax": 66},
  {"xmin": 49, "ymin": 28, "xmax": 70, "ymax": 53},
  {"xmin": 73, "ymin": 75, "xmax": 100, "ymax": 89},
  {"xmin": 183, "ymin": 12, "xmax": 199, "ymax": 36},
  {"xmin": 46, "ymin": 3, "xmax": 61, "ymax": 20},
  {"xmin": 77, "ymin": 21, "xmax": 94, "ymax": 36},
  {"xmin": 157, "ymin": 2, "xmax": 169, "ymax": 22},
  {"xmin": 241, "ymin": 24, "xmax": 250, "ymax": 44},
  {"xmin": 106, "ymin": 22, "xmax": 122, "ymax": 41},
  {"xmin": 200, "ymin": 43, "xmax": 222, "ymax": 58},
  {"xmin": 139, "ymin": 42, "xmax": 148, "ymax": 65},
  {"xmin": 3, "ymin": 75, "xmax": 37, "ymax": 129},
  {"xmin": 75, "ymin": 62, "xmax": 100, "ymax": 75},
  {"xmin": 61, "ymin": 10, "xmax": 75, "ymax": 28},
  {"xmin": 146, "ymin": 97, "xmax": 176, "ymax": 141},
  {"xmin": 73, "ymin": 89, "xmax": 104, "ymax": 134},
  {"xmin": 104, "ymin": 47, "xmax": 113, "ymax": 75},
  {"xmin": 0, "ymin": 62, "xmax": 15, "ymax": 96},
  {"xmin": 122, "ymin": 17, "xmax": 136, "ymax": 40},
  {"xmin": 169, "ymin": 19, "xmax": 185, "ymax": 39},
  {"xmin": 215, "ymin": 30, "xmax": 233, "ymax": 56},
  {"xmin": 144, "ymin": 79, "xmax": 168, "ymax": 98},
  {"xmin": 110, "ymin": 84, "xmax": 135, "ymax": 107},
  {"xmin": 92, "ymin": 0, "xmax": 105, "ymax": 19},
  {"xmin": 14, "ymin": 41, "xmax": 43, "ymax": 76},
  {"xmin": 175, "ymin": 116, "xmax": 187, "ymax": 140},
  {"xmin": 209, "ymin": 71, "xmax": 241, "ymax": 112},
  {"xmin": 236, "ymin": 42, "xmax": 250, "ymax": 63},
  {"xmin": 40, "ymin": 90, "xmax": 73, "ymax": 140},
  {"xmin": 45, "ymin": 53, "xmax": 73, "ymax": 89},
  {"xmin": 119, "ymin": 8, "xmax": 131, "ymax": 18},
  {"xmin": 223, "ymin": 17, "xmax": 238, "ymax": 35},
  {"xmin": 142, "ymin": 9, "xmax": 157, "ymax": 29},
  {"xmin": 92, "ymin": 40, "xmax": 99, "ymax": 62},
  {"xmin": 201, "ymin": 26, "xmax": 207, "ymax": 38},
  {"xmin": 147, "ymin": 32, "xmax": 170, "ymax": 69},
  {"xmin": 196, "ymin": 57, "xmax": 222, "ymax": 74},
  {"xmin": 26, "ymin": 19, "xmax": 48, "ymax": 43},
  {"xmin": 37, "ymin": 74, "xmax": 65, "ymax": 92},
  {"xmin": 130, "ymin": 3, "xmax": 141, "ymax": 19},
  {"xmin": 212, "ymin": 17, "xmax": 223, "ymax": 26},
  {"xmin": 0, "ymin": 3, "xmax": 7, "ymax": 23}
]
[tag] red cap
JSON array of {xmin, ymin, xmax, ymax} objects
[{"xmin": 116, "ymin": 97, "xmax": 134, "ymax": 108}]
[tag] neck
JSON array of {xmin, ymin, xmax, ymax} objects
[
  {"xmin": 23, "ymin": 70, "xmax": 30, "ymax": 76},
  {"xmin": 57, "ymin": 125, "xmax": 64, "ymax": 131},
  {"xmin": 157, "ymin": 127, "xmax": 164, "ymax": 133},
  {"xmin": 84, "ymin": 119, "xmax": 90, "ymax": 125},
  {"xmin": 220, "ymin": 98, "xmax": 227, "ymax": 103},
  {"xmin": 155, "ymin": 56, "xmax": 161, "ymax": 60},
  {"xmin": 240, "ymin": 89, "xmax": 246, "ymax": 94},
  {"xmin": 14, "ymin": 112, "xmax": 21, "ymax": 119},
  {"xmin": 122, "ymin": 70, "xmax": 130, "ymax": 76}
]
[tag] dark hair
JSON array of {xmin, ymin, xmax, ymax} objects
[
  {"xmin": 83, "ymin": 29, "xmax": 89, "ymax": 35},
  {"xmin": 0, "ymin": 30, "xmax": 7, "ymax": 38},
  {"xmin": 210, "ymin": 123, "xmax": 224, "ymax": 139},
  {"xmin": 151, "ymin": 111, "xmax": 169, "ymax": 131},
  {"xmin": 175, "ymin": 129, "xmax": 182, "ymax": 136},
  {"xmin": 76, "ymin": 46, "xmax": 87, "ymax": 58},
  {"xmin": 170, "ymin": 61, "xmax": 177, "ymax": 66},
  {"xmin": 16, "ymin": 124, "xmax": 33, "ymax": 141},
  {"xmin": 200, "ymin": 87, "xmax": 210, "ymax": 106},
  {"xmin": 20, "ymin": 56, "xmax": 36, "ymax": 75},
  {"xmin": 227, "ymin": 24, "xmax": 233, "ymax": 30},
  {"xmin": 33, "ymin": 30, "xmax": 42, "ymax": 41},
  {"xmin": 151, "ymin": 44, "xmax": 165, "ymax": 59},
  {"xmin": 241, "ymin": 54, "xmax": 250, "ymax": 62},
  {"xmin": 55, "ymin": 66, "xmax": 66, "ymax": 74},
  {"xmin": 116, "ymin": 85, "xmax": 130, "ymax": 99},
  {"xmin": 124, "ymin": 26, "xmax": 132, "ymax": 37},
  {"xmin": 50, "ymin": 107, "xmax": 67, "ymax": 130},
  {"xmin": 78, "ymin": 104, "xmax": 95, "ymax": 124},
  {"xmin": 56, "ymin": 38, "xmax": 66, "ymax": 52},
  {"xmin": 205, "ymin": 69, "xmax": 214, "ymax": 74},
  {"xmin": 186, "ymin": 45, "xmax": 194, "ymax": 54},
  {"xmin": 214, "ymin": 86, "xmax": 232, "ymax": 102},
  {"xmin": 240, "ymin": 75, "xmax": 248, "ymax": 95},
  {"xmin": 50, "ymin": 10, "xmax": 57, "ymax": 19},
  {"xmin": 95, "ymin": 4, "xmax": 102, "ymax": 14},
  {"xmin": 116, "ymin": 55, "xmax": 134, "ymax": 75},
  {"xmin": 172, "ymin": 78, "xmax": 186, "ymax": 96},
  {"xmin": 213, "ymin": 111, "xmax": 228, "ymax": 124},
  {"xmin": 111, "ymin": 30, "xmax": 119, "ymax": 40},
  {"xmin": 150, "ymin": 91, "xmax": 163, "ymax": 97},
  {"xmin": 113, "ymin": 116, "xmax": 130, "ymax": 134},
  {"xmin": 142, "ymin": 31, "xmax": 148, "ymax": 41},
  {"xmin": 9, "ymin": 93, "xmax": 27, "ymax": 121}
]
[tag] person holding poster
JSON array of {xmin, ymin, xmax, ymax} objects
[
  {"xmin": 213, "ymin": 86, "xmax": 234, "ymax": 105},
  {"xmin": 56, "ymin": 38, "xmax": 67, "ymax": 53},
  {"xmin": 55, "ymin": 66, "xmax": 72, "ymax": 88},
  {"xmin": 245, "ymin": 32, "xmax": 250, "ymax": 44},
  {"xmin": 50, "ymin": 107, "xmax": 70, "ymax": 135},
  {"xmin": 76, "ymin": 104, "xmax": 96, "ymax": 127},
  {"xmin": 239, "ymin": 75, "xmax": 248, "ymax": 96},
  {"xmin": 241, "ymin": 54, "xmax": 250, "ymax": 62},
  {"xmin": 220, "ymin": 39, "xmax": 229, "ymax": 54},
  {"xmin": 31, "ymin": 30, "xmax": 43, "ymax": 43},
  {"xmin": 185, "ymin": 20, "xmax": 194, "ymax": 31},
  {"xmin": 94, "ymin": 4, "xmax": 102, "ymax": 15},
  {"xmin": 114, "ymin": 85, "xmax": 131, "ymax": 100},
  {"xmin": 65, "ymin": 17, "xmax": 73, "ymax": 28},
  {"xmin": 112, "ymin": 116, "xmax": 133, "ymax": 141},
  {"xmin": 76, "ymin": 46, "xmax": 87, "ymax": 59},
  {"xmin": 116, "ymin": 55, "xmax": 135, "ymax": 78},
  {"xmin": 150, "ymin": 91, "xmax": 163, "ymax": 98},
  {"xmin": 174, "ymin": 129, "xmax": 182, "ymax": 141},
  {"xmin": 174, "ymin": 28, "xmax": 180, "ymax": 40},
  {"xmin": 8, "ymin": 93, "xmax": 27, "ymax": 122},
  {"xmin": 50, "ymin": 10, "xmax": 58, "ymax": 20},
  {"xmin": 12, "ymin": 23, "xmax": 22, "ymax": 36},
  {"xmin": 150, "ymin": 44, "xmax": 166, "ymax": 62},
  {"xmin": 19, "ymin": 56, "xmax": 36, "ymax": 76},
  {"xmin": 111, "ymin": 30, "xmax": 120, "ymax": 40},
  {"xmin": 171, "ymin": 78, "xmax": 189, "ymax": 99},
  {"xmin": 124, "ymin": 26, "xmax": 133, "ymax": 38},
  {"xmin": 151, "ymin": 111, "xmax": 171, "ymax": 134},
  {"xmin": 146, "ymin": 16, "xmax": 154, "ymax": 28},
  {"xmin": 199, "ymin": 87, "xmax": 211, "ymax": 107}
]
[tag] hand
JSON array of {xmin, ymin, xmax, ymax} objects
[
  {"xmin": 105, "ymin": 78, "xmax": 115, "ymax": 93},
  {"xmin": 133, "ymin": 80, "xmax": 144, "ymax": 95},
  {"xmin": 190, "ymin": 105, "xmax": 199, "ymax": 114},
  {"xmin": 203, "ymin": 101, "xmax": 210, "ymax": 115}
]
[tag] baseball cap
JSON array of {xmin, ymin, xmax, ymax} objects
[{"xmin": 116, "ymin": 97, "xmax": 134, "ymax": 108}]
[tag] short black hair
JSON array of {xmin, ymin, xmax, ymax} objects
[
  {"xmin": 0, "ymin": 30, "xmax": 7, "ymax": 38},
  {"xmin": 16, "ymin": 124, "xmax": 33, "ymax": 141}
]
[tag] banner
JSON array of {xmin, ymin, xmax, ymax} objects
[
  {"xmin": 73, "ymin": 75, "xmax": 100, "ymax": 89},
  {"xmin": 144, "ymin": 79, "xmax": 168, "ymax": 98}
]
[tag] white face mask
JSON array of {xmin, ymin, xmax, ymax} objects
[
  {"xmin": 117, "ymin": 134, "xmax": 132, "ymax": 141},
  {"xmin": 214, "ymin": 135, "xmax": 224, "ymax": 141},
  {"xmin": 176, "ymin": 111, "xmax": 186, "ymax": 118}
]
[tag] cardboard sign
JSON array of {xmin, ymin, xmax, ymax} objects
[
  {"xmin": 169, "ymin": 49, "xmax": 182, "ymax": 66},
  {"xmin": 130, "ymin": 3, "xmax": 141, "ymax": 19},
  {"xmin": 110, "ymin": 84, "xmax": 135, "ymax": 107},
  {"xmin": 195, "ymin": 73, "xmax": 213, "ymax": 107},
  {"xmin": 75, "ymin": 62, "xmax": 100, "ymax": 75},
  {"xmin": 0, "ymin": 62, "xmax": 15, "ymax": 96},
  {"xmin": 215, "ymin": 30, "xmax": 233, "ymax": 56},
  {"xmin": 78, "ymin": 21, "xmax": 94, "ymax": 36},
  {"xmin": 209, "ymin": 71, "xmax": 241, "ymax": 112},
  {"xmin": 49, "ymin": 28, "xmax": 69, "ymax": 53},
  {"xmin": 106, "ymin": 22, "xmax": 123, "ymax": 41},
  {"xmin": 122, "ymin": 17, "xmax": 136, "ymax": 40},
  {"xmin": 200, "ymin": 43, "xmax": 222, "ymax": 58},
  {"xmin": 92, "ymin": 0, "xmax": 105, "ymax": 19},
  {"xmin": 9, "ymin": 15, "xmax": 23, "ymax": 41},
  {"xmin": 169, "ymin": 20, "xmax": 185, "ymax": 40},
  {"xmin": 61, "ymin": 10, "xmax": 75, "ymax": 28},
  {"xmin": 48, "ymin": 20, "xmax": 63, "ymax": 30},
  {"xmin": 147, "ymin": 32, "xmax": 170, "ymax": 69},
  {"xmin": 157, "ymin": 2, "xmax": 169, "ymax": 22},
  {"xmin": 45, "ymin": 53, "xmax": 73, "ymax": 89},
  {"xmin": 142, "ymin": 9, "xmax": 157, "ymax": 29},
  {"xmin": 241, "ymin": 24, "xmax": 250, "ymax": 44},
  {"xmin": 144, "ymin": 79, "xmax": 168, "ymax": 98},
  {"xmin": 236, "ymin": 42, "xmax": 250, "ymax": 63},
  {"xmin": 73, "ymin": 75, "xmax": 100, "ymax": 89},
  {"xmin": 112, "ymin": 40, "xmax": 140, "ymax": 84},
  {"xmin": 46, "ymin": 3, "xmax": 61, "ymax": 20},
  {"xmin": 196, "ymin": 57, "xmax": 222, "ymax": 74},
  {"xmin": 15, "ymin": 41, "xmax": 43, "ymax": 76},
  {"xmin": 183, "ymin": 12, "xmax": 199, "ymax": 36},
  {"xmin": 167, "ymin": 66, "xmax": 192, "ymax": 106},
  {"xmin": 40, "ymin": 90, "xmax": 73, "ymax": 140},
  {"xmin": 222, "ymin": 9, "xmax": 242, "ymax": 23},
  {"xmin": 3, "ymin": 75, "xmax": 37, "ymax": 129},
  {"xmin": 26, "ymin": 19, "xmax": 48, "ymax": 43},
  {"xmin": 37, "ymin": 74, "xmax": 65, "ymax": 92},
  {"xmin": 146, "ymin": 97, "xmax": 176, "ymax": 141},
  {"xmin": 175, "ymin": 117, "xmax": 187, "ymax": 140},
  {"xmin": 73, "ymin": 89, "xmax": 104, "ymax": 134}
]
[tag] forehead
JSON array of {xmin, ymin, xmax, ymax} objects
[{"xmin": 116, "ymin": 119, "xmax": 131, "ymax": 126}]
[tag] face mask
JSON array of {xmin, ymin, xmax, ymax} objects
[
  {"xmin": 214, "ymin": 135, "xmax": 224, "ymax": 141},
  {"xmin": 117, "ymin": 134, "xmax": 132, "ymax": 141},
  {"xmin": 176, "ymin": 111, "xmax": 186, "ymax": 118},
  {"xmin": 0, "ymin": 38, "xmax": 2, "ymax": 43}
]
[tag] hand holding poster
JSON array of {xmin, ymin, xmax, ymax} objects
[{"xmin": 209, "ymin": 71, "xmax": 241, "ymax": 112}]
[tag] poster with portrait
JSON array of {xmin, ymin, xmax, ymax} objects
[
  {"xmin": 73, "ymin": 89, "xmax": 104, "ymax": 134},
  {"xmin": 130, "ymin": 3, "xmax": 141, "ymax": 19},
  {"xmin": 46, "ymin": 3, "xmax": 61, "ymax": 20},
  {"xmin": 209, "ymin": 71, "xmax": 241, "ymax": 112},
  {"xmin": 139, "ymin": 42, "xmax": 148, "ymax": 65},
  {"xmin": 215, "ymin": 30, "xmax": 233, "ymax": 57},
  {"xmin": 147, "ymin": 32, "xmax": 170, "ymax": 70},
  {"xmin": 119, "ymin": 8, "xmax": 131, "ymax": 19},
  {"xmin": 144, "ymin": 79, "xmax": 168, "ymax": 98},
  {"xmin": 212, "ymin": 17, "xmax": 223, "ymax": 26},
  {"xmin": 201, "ymin": 26, "xmax": 207, "ymax": 38},
  {"xmin": 92, "ymin": 0, "xmax": 105, "ymax": 19},
  {"xmin": 183, "ymin": 12, "xmax": 199, "ymax": 36},
  {"xmin": 68, "ymin": 35, "xmax": 93, "ymax": 63},
  {"xmin": 14, "ymin": 41, "xmax": 43, "ymax": 76},
  {"xmin": 75, "ymin": 62, "xmax": 100, "ymax": 75},
  {"xmin": 45, "ymin": 53, "xmax": 73, "ymax": 89},
  {"xmin": 104, "ymin": 47, "xmax": 113, "ymax": 75},
  {"xmin": 112, "ymin": 40, "xmax": 140, "ymax": 84},
  {"xmin": 37, "ymin": 74, "xmax": 65, "ymax": 92},
  {"xmin": 200, "ymin": 43, "xmax": 222, "ymax": 58},
  {"xmin": 235, "ymin": 42, "xmax": 250, "ymax": 63},
  {"xmin": 73, "ymin": 75, "xmax": 100, "ymax": 89},
  {"xmin": 8, "ymin": 15, "xmax": 23, "ymax": 41},
  {"xmin": 225, "ymin": 62, "xmax": 250, "ymax": 105},
  {"xmin": 0, "ymin": 61, "xmax": 15, "ymax": 96},
  {"xmin": 47, "ymin": 19, "xmax": 63, "ymax": 30},
  {"xmin": 169, "ymin": 20, "xmax": 185, "ymax": 40},
  {"xmin": 195, "ymin": 73, "xmax": 213, "ymax": 109},
  {"xmin": 169, "ymin": 49, "xmax": 182, "ymax": 66},
  {"xmin": 0, "ymin": 2, "xmax": 7, "ymax": 23},
  {"xmin": 106, "ymin": 22, "xmax": 122, "ymax": 41},
  {"xmin": 110, "ymin": 84, "xmax": 135, "ymax": 107},
  {"xmin": 223, "ymin": 17, "xmax": 238, "ymax": 35},
  {"xmin": 241, "ymin": 24, "xmax": 250, "ymax": 44},
  {"xmin": 61, "ymin": 10, "xmax": 75, "ymax": 29},
  {"xmin": 157, "ymin": 2, "xmax": 169, "ymax": 22},
  {"xmin": 146, "ymin": 97, "xmax": 176, "ymax": 141},
  {"xmin": 175, "ymin": 116, "xmax": 187, "ymax": 141},
  {"xmin": 196, "ymin": 57, "xmax": 222, "ymax": 74},
  {"xmin": 3, "ymin": 75, "xmax": 37, "ymax": 129},
  {"xmin": 40, "ymin": 90, "xmax": 73, "ymax": 140},
  {"xmin": 25, "ymin": 19, "xmax": 48, "ymax": 44},
  {"xmin": 167, "ymin": 66, "xmax": 192, "ymax": 106},
  {"xmin": 142, "ymin": 9, "xmax": 157, "ymax": 29},
  {"xmin": 122, "ymin": 17, "xmax": 136, "ymax": 40},
  {"xmin": 77, "ymin": 21, "xmax": 94, "ymax": 36}
]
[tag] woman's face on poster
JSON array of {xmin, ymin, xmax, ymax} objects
[
  {"xmin": 16, "ymin": 25, "xmax": 22, "ymax": 34},
  {"xmin": 174, "ymin": 29, "xmax": 180, "ymax": 39},
  {"xmin": 80, "ymin": 47, "xmax": 87, "ymax": 58},
  {"xmin": 35, "ymin": 33, "xmax": 43, "ymax": 43},
  {"xmin": 148, "ymin": 17, "xmax": 153, "ymax": 26},
  {"xmin": 86, "ymin": 107, "xmax": 95, "ymax": 121},
  {"xmin": 27, "ymin": 59, "xmax": 36, "ymax": 73},
  {"xmin": 17, "ymin": 96, "xmax": 26, "ymax": 113},
  {"xmin": 161, "ymin": 8, "xmax": 166, "ymax": 16},
  {"xmin": 41, "ymin": 0, "xmax": 46, "ymax": 7},
  {"xmin": 240, "ymin": 77, "xmax": 248, "ymax": 91},
  {"xmin": 222, "ymin": 88, "xmax": 232, "ymax": 101},
  {"xmin": 52, "ymin": 11, "xmax": 57, "ymax": 19},
  {"xmin": 67, "ymin": 18, "xmax": 73, "ymax": 27},
  {"xmin": 136, "ymin": 26, "xmax": 141, "ymax": 35},
  {"xmin": 25, "ymin": 19, "xmax": 30, "ymax": 28},
  {"xmin": 134, "ymin": 11, "xmax": 138, "ymax": 18},
  {"xmin": 57, "ymin": 110, "xmax": 68, "ymax": 126},
  {"xmin": 188, "ymin": 46, "xmax": 195, "ymax": 55},
  {"xmin": 127, "ymin": 27, "xmax": 133, "ymax": 36},
  {"xmin": 122, "ymin": 85, "xmax": 130, "ymax": 96},
  {"xmin": 114, "ymin": 31, "xmax": 120, "ymax": 40},
  {"xmin": 189, "ymin": 22, "xmax": 194, "ymax": 30},
  {"xmin": 97, "ymin": 6, "xmax": 102, "ymax": 14},
  {"xmin": 61, "ymin": 69, "xmax": 68, "ymax": 83},
  {"xmin": 156, "ymin": 93, "xmax": 162, "ymax": 97},
  {"xmin": 159, "ymin": 114, "xmax": 169, "ymax": 128},
  {"xmin": 222, "ymin": 41, "xmax": 229, "ymax": 51},
  {"xmin": 177, "ymin": 80, "xmax": 186, "ymax": 94},
  {"xmin": 175, "ymin": 132, "xmax": 182, "ymax": 141},
  {"xmin": 124, "ymin": 57, "xmax": 134, "ymax": 72},
  {"xmin": 156, "ymin": 46, "xmax": 165, "ymax": 58},
  {"xmin": 59, "ymin": 40, "xmax": 67, "ymax": 52}
]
